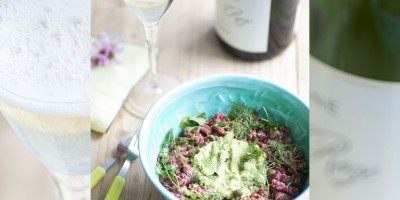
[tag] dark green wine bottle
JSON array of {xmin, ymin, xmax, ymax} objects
[
  {"xmin": 311, "ymin": 0, "xmax": 400, "ymax": 81},
  {"xmin": 311, "ymin": 0, "xmax": 400, "ymax": 199}
]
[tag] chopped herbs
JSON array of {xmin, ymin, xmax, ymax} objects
[
  {"xmin": 229, "ymin": 102, "xmax": 259, "ymax": 139},
  {"xmin": 268, "ymin": 141, "xmax": 307, "ymax": 174},
  {"xmin": 228, "ymin": 102, "xmax": 281, "ymax": 139}
]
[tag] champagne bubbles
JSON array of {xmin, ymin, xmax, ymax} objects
[{"xmin": 0, "ymin": 0, "xmax": 90, "ymax": 116}]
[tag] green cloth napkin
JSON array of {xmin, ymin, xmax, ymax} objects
[{"xmin": 91, "ymin": 43, "xmax": 148, "ymax": 133}]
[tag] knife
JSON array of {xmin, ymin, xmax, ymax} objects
[{"xmin": 104, "ymin": 133, "xmax": 139, "ymax": 200}]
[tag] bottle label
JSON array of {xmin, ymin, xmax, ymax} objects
[
  {"xmin": 310, "ymin": 57, "xmax": 400, "ymax": 199},
  {"xmin": 215, "ymin": 0, "xmax": 271, "ymax": 53}
]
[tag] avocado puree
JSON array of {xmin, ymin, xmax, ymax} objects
[{"xmin": 193, "ymin": 131, "xmax": 267, "ymax": 198}]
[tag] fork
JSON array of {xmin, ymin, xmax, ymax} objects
[{"xmin": 104, "ymin": 133, "xmax": 139, "ymax": 200}]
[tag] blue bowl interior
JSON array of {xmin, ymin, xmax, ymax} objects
[{"xmin": 139, "ymin": 75, "xmax": 309, "ymax": 199}]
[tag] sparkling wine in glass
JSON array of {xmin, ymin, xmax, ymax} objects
[
  {"xmin": 0, "ymin": 0, "xmax": 90, "ymax": 199},
  {"xmin": 123, "ymin": 0, "xmax": 180, "ymax": 118}
]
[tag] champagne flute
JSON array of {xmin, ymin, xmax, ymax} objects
[
  {"xmin": 123, "ymin": 0, "xmax": 180, "ymax": 118},
  {"xmin": 0, "ymin": 0, "xmax": 90, "ymax": 199},
  {"xmin": 0, "ymin": 95, "xmax": 91, "ymax": 200}
]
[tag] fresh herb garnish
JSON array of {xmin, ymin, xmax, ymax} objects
[
  {"xmin": 238, "ymin": 143, "xmax": 268, "ymax": 186},
  {"xmin": 239, "ymin": 142, "xmax": 265, "ymax": 170},
  {"xmin": 156, "ymin": 129, "xmax": 180, "ymax": 188},
  {"xmin": 228, "ymin": 102, "xmax": 282, "ymax": 139},
  {"xmin": 180, "ymin": 112, "xmax": 207, "ymax": 132},
  {"xmin": 217, "ymin": 121, "xmax": 231, "ymax": 127},
  {"xmin": 229, "ymin": 102, "xmax": 258, "ymax": 121},
  {"xmin": 268, "ymin": 141, "xmax": 304, "ymax": 173},
  {"xmin": 172, "ymin": 137, "xmax": 195, "ymax": 148},
  {"xmin": 260, "ymin": 107, "xmax": 281, "ymax": 133},
  {"xmin": 228, "ymin": 102, "xmax": 259, "ymax": 139}
]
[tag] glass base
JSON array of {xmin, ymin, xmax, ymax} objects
[
  {"xmin": 52, "ymin": 173, "xmax": 90, "ymax": 200},
  {"xmin": 124, "ymin": 72, "xmax": 180, "ymax": 118}
]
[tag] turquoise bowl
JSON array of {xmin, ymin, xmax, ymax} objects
[{"xmin": 139, "ymin": 74, "xmax": 309, "ymax": 200}]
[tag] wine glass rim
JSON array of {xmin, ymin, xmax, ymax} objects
[{"xmin": 0, "ymin": 86, "xmax": 89, "ymax": 117}]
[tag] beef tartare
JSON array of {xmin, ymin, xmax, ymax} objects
[{"xmin": 156, "ymin": 102, "xmax": 308, "ymax": 200}]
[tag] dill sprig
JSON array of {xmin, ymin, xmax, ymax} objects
[
  {"xmin": 260, "ymin": 107, "xmax": 281, "ymax": 133},
  {"xmin": 228, "ymin": 102, "xmax": 281, "ymax": 139},
  {"xmin": 229, "ymin": 102, "xmax": 258, "ymax": 120},
  {"xmin": 268, "ymin": 141, "xmax": 304, "ymax": 173},
  {"xmin": 228, "ymin": 102, "xmax": 259, "ymax": 139}
]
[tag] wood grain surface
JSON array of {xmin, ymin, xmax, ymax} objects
[{"xmin": 91, "ymin": 0, "xmax": 309, "ymax": 199}]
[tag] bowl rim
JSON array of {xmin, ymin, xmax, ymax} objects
[{"xmin": 139, "ymin": 73, "xmax": 309, "ymax": 200}]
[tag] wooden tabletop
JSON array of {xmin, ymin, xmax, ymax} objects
[{"xmin": 91, "ymin": 0, "xmax": 309, "ymax": 199}]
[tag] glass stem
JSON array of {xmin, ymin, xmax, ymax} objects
[{"xmin": 142, "ymin": 23, "xmax": 159, "ymax": 88}]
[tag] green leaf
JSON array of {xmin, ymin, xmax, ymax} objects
[
  {"xmin": 180, "ymin": 112, "xmax": 207, "ymax": 132},
  {"xmin": 217, "ymin": 121, "xmax": 230, "ymax": 127},
  {"xmin": 161, "ymin": 129, "xmax": 174, "ymax": 148}
]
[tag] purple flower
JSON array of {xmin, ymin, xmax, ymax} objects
[{"xmin": 91, "ymin": 33, "xmax": 123, "ymax": 67}]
